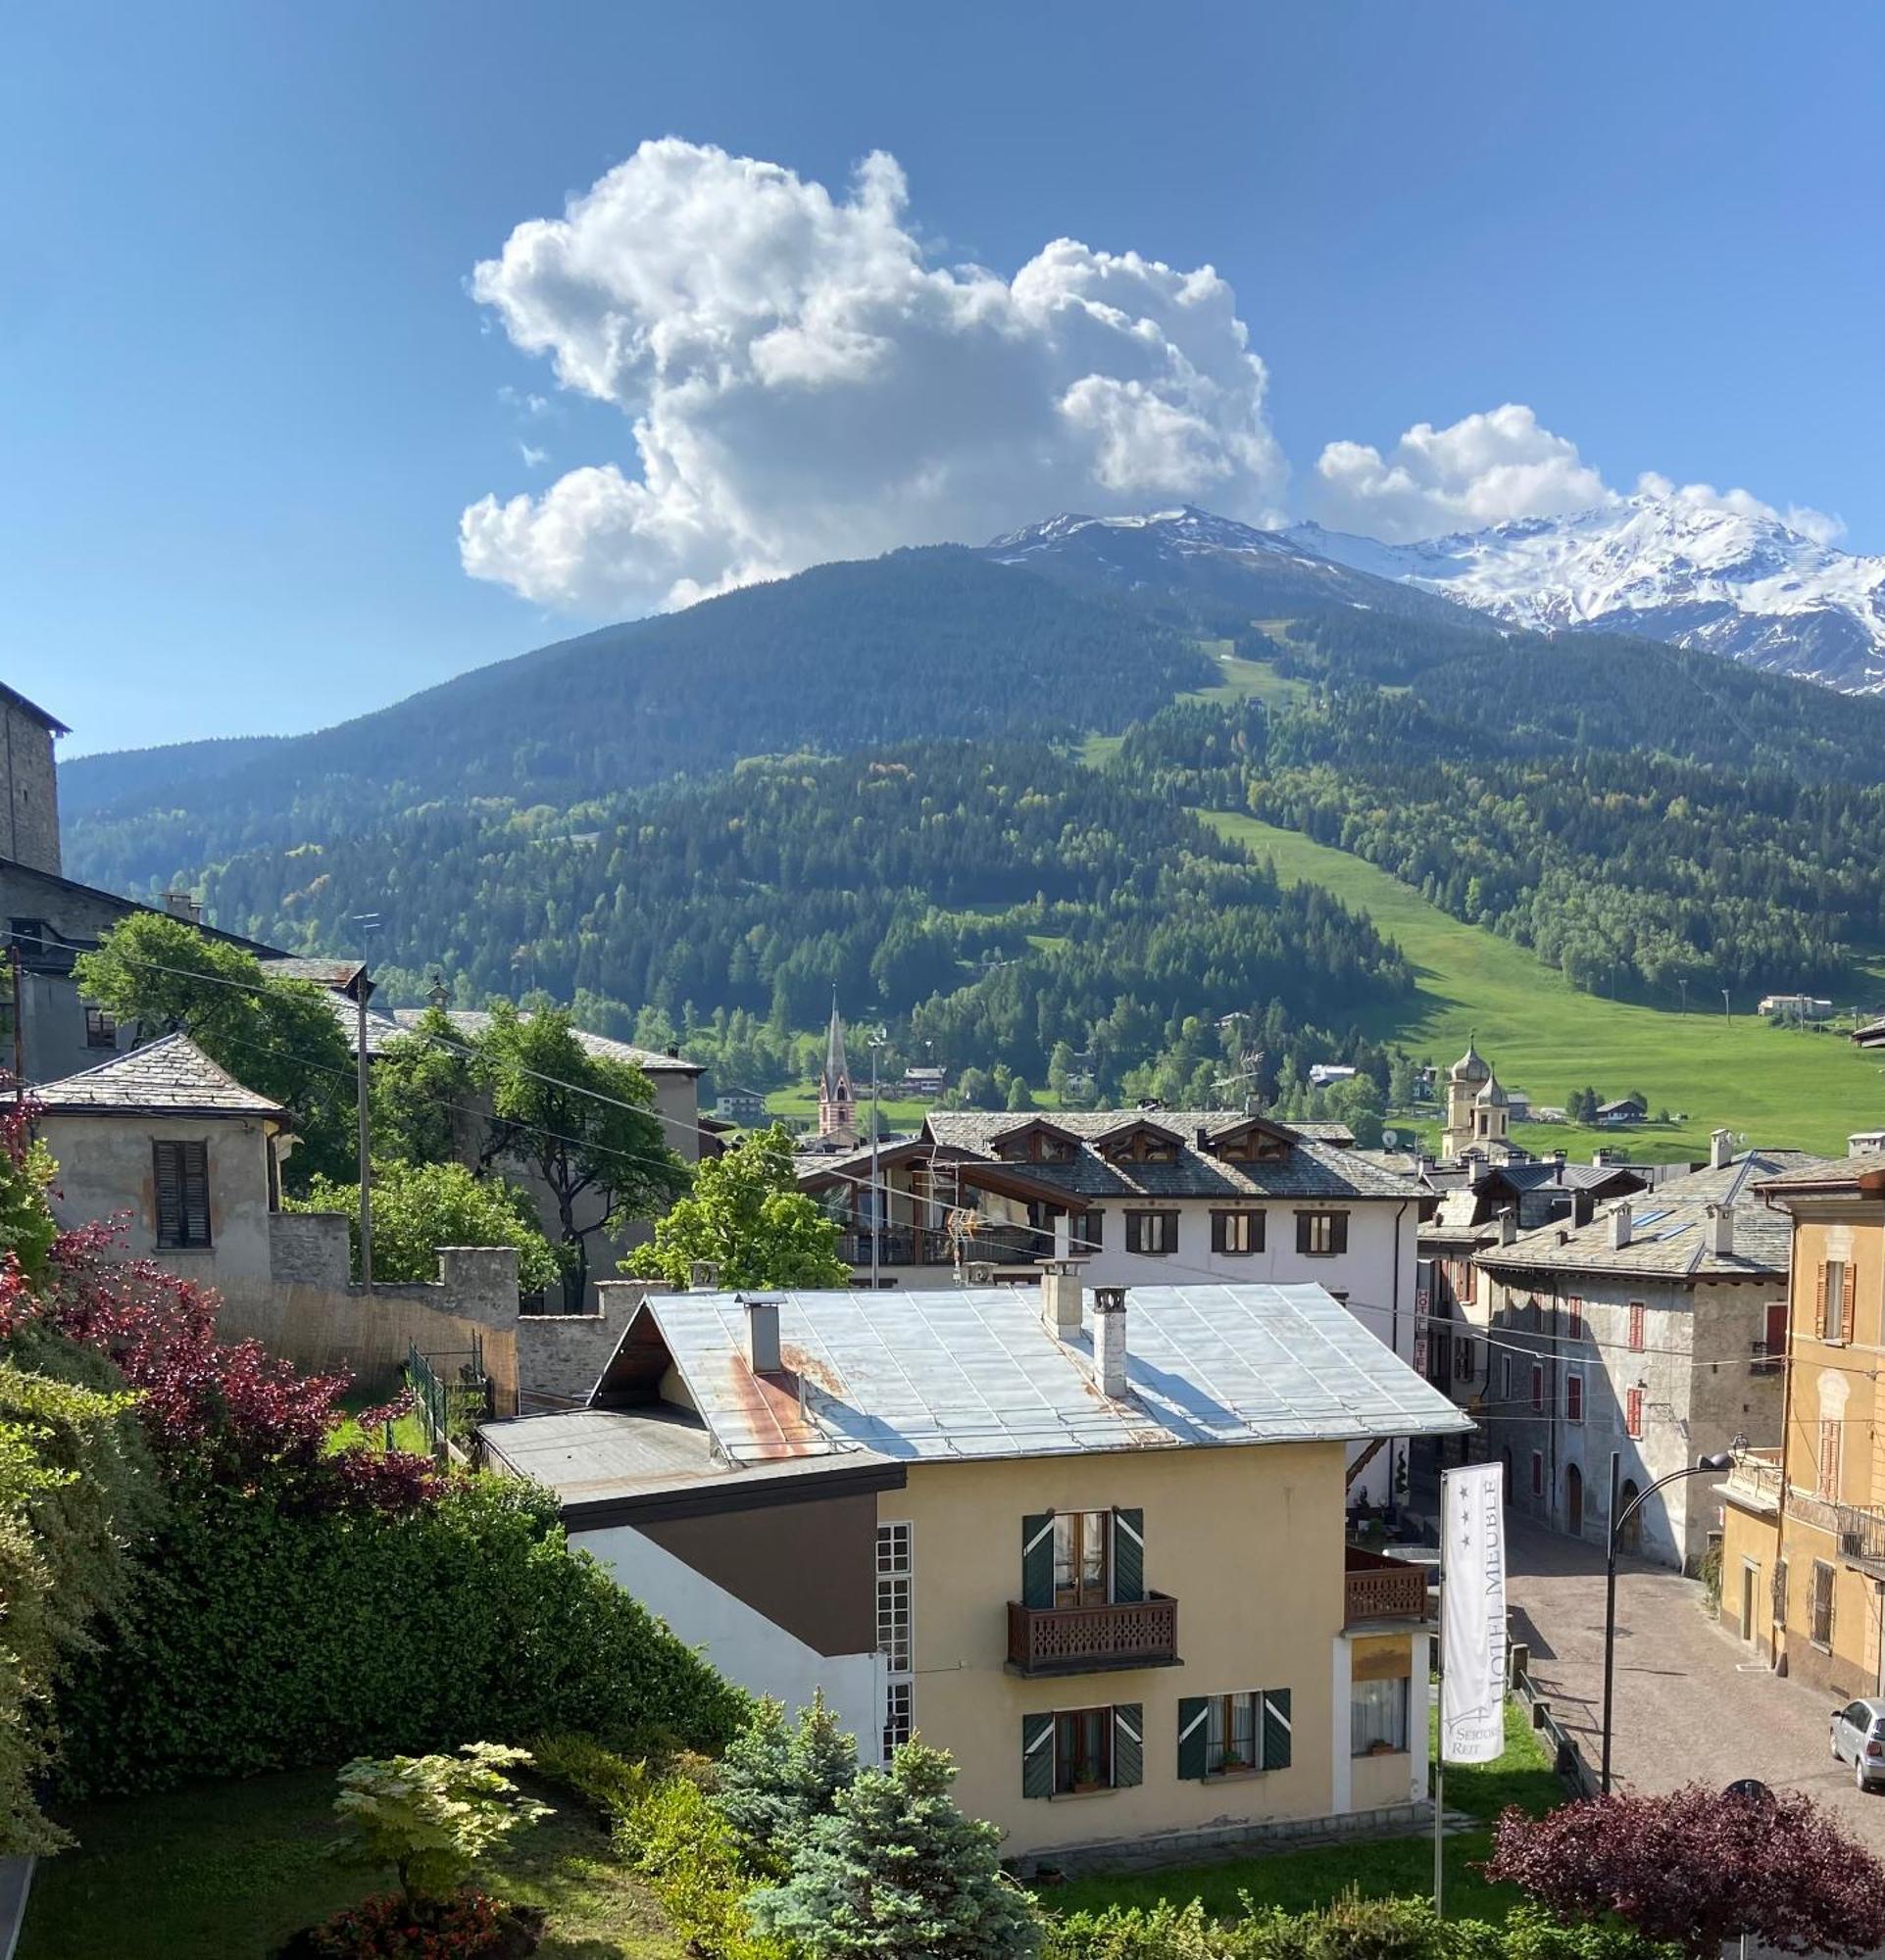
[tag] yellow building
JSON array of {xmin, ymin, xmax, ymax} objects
[
  {"xmin": 488, "ymin": 1275, "xmax": 1469, "ymax": 1867},
  {"xmin": 1718, "ymin": 1148, "xmax": 1885, "ymax": 1697}
]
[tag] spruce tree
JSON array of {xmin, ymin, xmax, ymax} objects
[
  {"xmin": 713, "ymin": 1693, "xmax": 859, "ymax": 1869},
  {"xmin": 751, "ymin": 1742, "xmax": 1041, "ymax": 1960}
]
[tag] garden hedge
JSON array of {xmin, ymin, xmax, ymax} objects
[{"xmin": 56, "ymin": 1475, "xmax": 747, "ymax": 1797}]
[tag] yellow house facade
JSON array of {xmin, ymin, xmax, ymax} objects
[
  {"xmin": 1719, "ymin": 1149, "xmax": 1885, "ymax": 1698},
  {"xmin": 506, "ymin": 1272, "xmax": 1468, "ymax": 1867}
]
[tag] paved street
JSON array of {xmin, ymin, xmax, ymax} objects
[{"xmin": 1501, "ymin": 1511, "xmax": 1885, "ymax": 1854}]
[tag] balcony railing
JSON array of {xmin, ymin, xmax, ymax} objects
[
  {"xmin": 1724, "ymin": 1447, "xmax": 1784, "ymax": 1514},
  {"xmin": 1749, "ymin": 1340, "xmax": 1784, "ymax": 1377},
  {"xmin": 1343, "ymin": 1546, "xmax": 1428, "ymax": 1625},
  {"xmin": 1006, "ymin": 1592, "xmax": 1180, "ymax": 1676},
  {"xmin": 837, "ymin": 1225, "xmax": 1057, "ymax": 1269}
]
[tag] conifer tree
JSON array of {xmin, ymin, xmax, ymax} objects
[{"xmin": 751, "ymin": 1742, "xmax": 1040, "ymax": 1960}]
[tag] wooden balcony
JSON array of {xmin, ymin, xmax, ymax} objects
[
  {"xmin": 838, "ymin": 1225, "xmax": 1056, "ymax": 1269},
  {"xmin": 1343, "ymin": 1547, "xmax": 1428, "ymax": 1625},
  {"xmin": 1006, "ymin": 1592, "xmax": 1180, "ymax": 1676}
]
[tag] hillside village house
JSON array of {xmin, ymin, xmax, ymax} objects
[
  {"xmin": 1719, "ymin": 1144, "xmax": 1885, "ymax": 1696},
  {"xmin": 797, "ymin": 1108, "xmax": 1421, "ymax": 1504},
  {"xmin": 339, "ymin": 998, "xmax": 704, "ymax": 1307},
  {"xmin": 479, "ymin": 1274, "xmax": 1468, "ymax": 1866},
  {"xmin": 1471, "ymin": 1134, "xmax": 1818, "ymax": 1569}
]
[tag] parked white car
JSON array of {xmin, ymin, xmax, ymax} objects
[{"xmin": 1829, "ymin": 1698, "xmax": 1885, "ymax": 1789}]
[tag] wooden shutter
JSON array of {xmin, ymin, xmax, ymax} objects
[
  {"xmin": 1113, "ymin": 1704, "xmax": 1143, "ymax": 1788},
  {"xmin": 180, "ymin": 1142, "xmax": 210, "ymax": 1247},
  {"xmin": 1262, "ymin": 1688, "xmax": 1292, "ymax": 1771},
  {"xmin": 1330, "ymin": 1212, "xmax": 1349, "ymax": 1255},
  {"xmin": 1814, "ymin": 1264, "xmax": 1829, "ymax": 1339},
  {"xmin": 1021, "ymin": 1713, "xmax": 1054, "ymax": 1799},
  {"xmin": 1841, "ymin": 1269, "xmax": 1856, "ymax": 1345},
  {"xmin": 1176, "ymin": 1695, "xmax": 1209, "ymax": 1781},
  {"xmin": 1020, "ymin": 1513, "xmax": 1055, "ymax": 1609},
  {"xmin": 153, "ymin": 1141, "xmax": 183, "ymax": 1248},
  {"xmin": 1111, "ymin": 1508, "xmax": 1144, "ymax": 1604},
  {"xmin": 1211, "ymin": 1211, "xmax": 1226, "ymax": 1253},
  {"xmin": 1296, "ymin": 1212, "xmax": 1314, "ymax": 1254},
  {"xmin": 153, "ymin": 1140, "xmax": 210, "ymax": 1250}
]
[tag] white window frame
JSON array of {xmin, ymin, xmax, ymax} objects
[{"xmin": 877, "ymin": 1521, "xmax": 914, "ymax": 1761}]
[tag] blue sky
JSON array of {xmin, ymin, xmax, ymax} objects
[{"xmin": 3, "ymin": 2, "xmax": 1879, "ymax": 754}]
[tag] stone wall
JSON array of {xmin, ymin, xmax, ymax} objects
[
  {"xmin": 1, "ymin": 699, "xmax": 61, "ymax": 876},
  {"xmin": 516, "ymin": 1278, "xmax": 657, "ymax": 1407},
  {"xmin": 212, "ymin": 1225, "xmax": 523, "ymax": 1411}
]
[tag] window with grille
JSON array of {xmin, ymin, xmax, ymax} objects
[
  {"xmin": 1625, "ymin": 1386, "xmax": 1644, "ymax": 1439},
  {"xmin": 1454, "ymin": 1338, "xmax": 1475, "ymax": 1379},
  {"xmin": 877, "ymin": 1523, "xmax": 913, "ymax": 1762},
  {"xmin": 1297, "ymin": 1210, "xmax": 1349, "ymax": 1256},
  {"xmin": 1124, "ymin": 1210, "xmax": 1178, "ymax": 1255},
  {"xmin": 1529, "ymin": 1363, "xmax": 1544, "ymax": 1413},
  {"xmin": 1811, "ymin": 1559, "xmax": 1835, "ymax": 1648},
  {"xmin": 84, "ymin": 1005, "xmax": 117, "ymax": 1049},
  {"xmin": 153, "ymin": 1140, "xmax": 211, "ymax": 1250},
  {"xmin": 1627, "ymin": 1301, "xmax": 1645, "ymax": 1351},
  {"xmin": 1350, "ymin": 1677, "xmax": 1409, "ymax": 1755},
  {"xmin": 1211, "ymin": 1209, "xmax": 1263, "ymax": 1255},
  {"xmin": 1566, "ymin": 1372, "xmax": 1584, "ymax": 1424}
]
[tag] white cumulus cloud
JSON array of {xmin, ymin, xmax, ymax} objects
[
  {"xmin": 460, "ymin": 140, "xmax": 1286, "ymax": 613},
  {"xmin": 1315, "ymin": 405, "xmax": 1844, "ymax": 547}
]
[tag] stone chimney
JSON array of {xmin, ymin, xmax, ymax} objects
[
  {"xmin": 161, "ymin": 889, "xmax": 202, "ymax": 924},
  {"xmin": 1041, "ymin": 1260, "xmax": 1083, "ymax": 1340},
  {"xmin": 1705, "ymin": 1203, "xmax": 1733, "ymax": 1257},
  {"xmin": 1570, "ymin": 1187, "xmax": 1595, "ymax": 1228},
  {"xmin": 739, "ymin": 1292, "xmax": 782, "ymax": 1374},
  {"xmin": 1849, "ymin": 1131, "xmax": 1885, "ymax": 1158},
  {"xmin": 1609, "ymin": 1201, "xmax": 1633, "ymax": 1250},
  {"xmin": 1092, "ymin": 1286, "xmax": 1128, "ymax": 1399},
  {"xmin": 1497, "ymin": 1207, "xmax": 1517, "ymax": 1246},
  {"xmin": 1710, "ymin": 1128, "xmax": 1734, "ymax": 1171},
  {"xmin": 688, "ymin": 1260, "xmax": 720, "ymax": 1291}
]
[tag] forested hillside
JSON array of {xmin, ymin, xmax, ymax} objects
[
  {"xmin": 65, "ymin": 550, "xmax": 1210, "ymax": 894},
  {"xmin": 196, "ymin": 741, "xmax": 1411, "ymax": 1104},
  {"xmin": 1121, "ymin": 610, "xmax": 1885, "ymax": 999}
]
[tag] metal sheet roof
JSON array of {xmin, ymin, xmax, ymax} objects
[{"xmin": 641, "ymin": 1282, "xmax": 1470, "ymax": 1468}]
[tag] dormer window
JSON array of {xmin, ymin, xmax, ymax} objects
[
  {"xmin": 1095, "ymin": 1120, "xmax": 1184, "ymax": 1166},
  {"xmin": 991, "ymin": 1119, "xmax": 1083, "ymax": 1165},
  {"xmin": 1202, "ymin": 1116, "xmax": 1294, "ymax": 1164}
]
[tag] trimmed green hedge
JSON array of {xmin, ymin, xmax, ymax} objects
[
  {"xmin": 57, "ymin": 1476, "xmax": 746, "ymax": 1797},
  {"xmin": 1043, "ymin": 1898, "xmax": 1673, "ymax": 1960}
]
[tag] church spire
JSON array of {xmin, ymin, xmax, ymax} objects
[{"xmin": 818, "ymin": 991, "xmax": 858, "ymax": 1145}]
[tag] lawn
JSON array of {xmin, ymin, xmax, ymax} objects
[
  {"xmin": 19, "ymin": 1765, "xmax": 681, "ymax": 1960},
  {"xmin": 1081, "ymin": 646, "xmax": 1307, "ymax": 767},
  {"xmin": 1204, "ymin": 810, "xmax": 1884, "ymax": 1161},
  {"xmin": 1041, "ymin": 1699, "xmax": 1558, "ymax": 1926}
]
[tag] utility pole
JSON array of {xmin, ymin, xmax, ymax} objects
[
  {"xmin": 353, "ymin": 913, "xmax": 380, "ymax": 1285},
  {"xmin": 868, "ymin": 1028, "xmax": 888, "ymax": 1291},
  {"xmin": 8, "ymin": 942, "xmax": 23, "ymax": 1103},
  {"xmin": 1721, "ymin": 989, "xmax": 1731, "ymax": 1021}
]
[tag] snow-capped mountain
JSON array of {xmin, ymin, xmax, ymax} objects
[
  {"xmin": 1287, "ymin": 497, "xmax": 1885, "ymax": 693},
  {"xmin": 981, "ymin": 507, "xmax": 1467, "ymax": 626}
]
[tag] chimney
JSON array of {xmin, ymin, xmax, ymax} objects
[
  {"xmin": 1497, "ymin": 1207, "xmax": 1517, "ymax": 1246},
  {"xmin": 689, "ymin": 1260, "xmax": 720, "ymax": 1291},
  {"xmin": 1849, "ymin": 1131, "xmax": 1885, "ymax": 1158},
  {"xmin": 1570, "ymin": 1187, "xmax": 1595, "ymax": 1229},
  {"xmin": 1041, "ymin": 1260, "xmax": 1083, "ymax": 1339},
  {"xmin": 1609, "ymin": 1201, "xmax": 1633, "ymax": 1250},
  {"xmin": 161, "ymin": 889, "xmax": 202, "ymax": 924},
  {"xmin": 1467, "ymin": 1156, "xmax": 1488, "ymax": 1188},
  {"xmin": 1705, "ymin": 1203, "xmax": 1733, "ymax": 1257},
  {"xmin": 738, "ymin": 1292, "xmax": 782, "ymax": 1374},
  {"xmin": 1553, "ymin": 1149, "xmax": 1567, "ymax": 1169},
  {"xmin": 1710, "ymin": 1128, "xmax": 1734, "ymax": 1171},
  {"xmin": 1092, "ymin": 1286, "xmax": 1128, "ymax": 1399}
]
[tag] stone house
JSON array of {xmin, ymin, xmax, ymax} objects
[
  {"xmin": 480, "ymin": 1274, "xmax": 1466, "ymax": 1867},
  {"xmin": 1472, "ymin": 1133, "xmax": 1820, "ymax": 1569},
  {"xmin": 797, "ymin": 1108, "xmax": 1423, "ymax": 1505}
]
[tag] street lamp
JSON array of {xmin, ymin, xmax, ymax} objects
[{"xmin": 1600, "ymin": 1445, "xmax": 1740, "ymax": 1792}]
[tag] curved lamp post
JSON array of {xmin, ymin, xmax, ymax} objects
[{"xmin": 1600, "ymin": 1445, "xmax": 1740, "ymax": 1792}]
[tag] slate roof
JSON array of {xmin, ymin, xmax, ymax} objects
[
  {"xmin": 1490, "ymin": 1160, "xmax": 1640, "ymax": 1194},
  {"xmin": 1756, "ymin": 1153, "xmax": 1885, "ymax": 1196},
  {"xmin": 1474, "ymin": 1150, "xmax": 1828, "ymax": 1283},
  {"xmin": 620, "ymin": 1282, "xmax": 1470, "ymax": 1467},
  {"xmin": 387, "ymin": 1008, "xmax": 704, "ymax": 1077},
  {"xmin": 34, "ymin": 1033, "xmax": 288, "ymax": 1120},
  {"xmin": 0, "ymin": 682, "xmax": 68, "ymax": 735},
  {"xmin": 260, "ymin": 955, "xmax": 368, "ymax": 993},
  {"xmin": 921, "ymin": 1109, "xmax": 1417, "ymax": 1202}
]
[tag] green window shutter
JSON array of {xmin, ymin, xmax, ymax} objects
[
  {"xmin": 1021, "ymin": 1513, "xmax": 1055, "ymax": 1609},
  {"xmin": 1263, "ymin": 1688, "xmax": 1293, "ymax": 1771},
  {"xmin": 1113, "ymin": 1703, "xmax": 1143, "ymax": 1788},
  {"xmin": 1176, "ymin": 1695, "xmax": 1209, "ymax": 1780},
  {"xmin": 1021, "ymin": 1712, "xmax": 1054, "ymax": 1799},
  {"xmin": 1112, "ymin": 1508, "xmax": 1144, "ymax": 1603}
]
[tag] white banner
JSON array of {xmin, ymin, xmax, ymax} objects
[{"xmin": 1440, "ymin": 1462, "xmax": 1507, "ymax": 1764}]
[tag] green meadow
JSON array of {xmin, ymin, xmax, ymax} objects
[{"xmin": 1205, "ymin": 810, "xmax": 1883, "ymax": 1161}]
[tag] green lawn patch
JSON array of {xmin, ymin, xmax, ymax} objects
[
  {"xmin": 20, "ymin": 1765, "xmax": 682, "ymax": 1960},
  {"xmin": 1203, "ymin": 810, "xmax": 1882, "ymax": 1159},
  {"xmin": 1041, "ymin": 1700, "xmax": 1558, "ymax": 1926}
]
